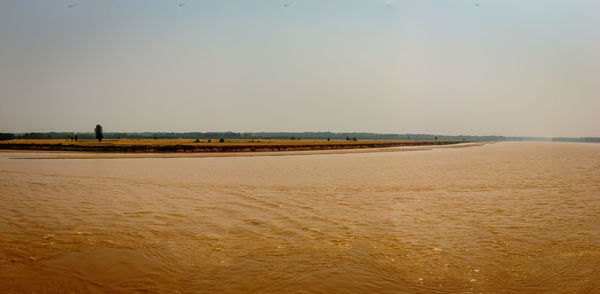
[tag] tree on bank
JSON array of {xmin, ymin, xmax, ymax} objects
[{"xmin": 94, "ymin": 124, "xmax": 104, "ymax": 142}]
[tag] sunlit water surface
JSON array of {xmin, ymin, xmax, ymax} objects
[{"xmin": 1, "ymin": 142, "xmax": 599, "ymax": 293}]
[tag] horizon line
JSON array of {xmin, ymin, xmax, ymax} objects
[{"xmin": 3, "ymin": 130, "xmax": 599, "ymax": 139}]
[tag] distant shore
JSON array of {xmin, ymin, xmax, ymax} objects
[{"xmin": 0, "ymin": 139, "xmax": 464, "ymax": 153}]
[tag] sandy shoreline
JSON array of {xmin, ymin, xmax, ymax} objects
[{"xmin": 3, "ymin": 142, "xmax": 486, "ymax": 159}]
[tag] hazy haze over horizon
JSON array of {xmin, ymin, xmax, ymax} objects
[{"xmin": 1, "ymin": 0, "xmax": 599, "ymax": 137}]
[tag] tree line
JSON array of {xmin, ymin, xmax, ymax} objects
[{"xmin": 3, "ymin": 129, "xmax": 597, "ymax": 143}]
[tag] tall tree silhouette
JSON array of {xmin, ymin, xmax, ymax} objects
[{"xmin": 94, "ymin": 124, "xmax": 104, "ymax": 142}]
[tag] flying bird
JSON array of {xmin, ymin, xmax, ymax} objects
[
  {"xmin": 67, "ymin": 4, "xmax": 76, "ymax": 8},
  {"xmin": 283, "ymin": 2, "xmax": 292, "ymax": 7},
  {"xmin": 474, "ymin": 2, "xmax": 481, "ymax": 7},
  {"xmin": 178, "ymin": 3, "xmax": 185, "ymax": 7}
]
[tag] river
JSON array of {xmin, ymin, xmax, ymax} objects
[{"xmin": 1, "ymin": 142, "xmax": 599, "ymax": 293}]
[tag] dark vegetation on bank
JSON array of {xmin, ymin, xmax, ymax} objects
[{"xmin": 0, "ymin": 140, "xmax": 461, "ymax": 153}]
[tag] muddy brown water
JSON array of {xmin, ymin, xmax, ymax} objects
[{"xmin": 1, "ymin": 142, "xmax": 599, "ymax": 293}]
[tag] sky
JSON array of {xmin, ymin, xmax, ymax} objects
[{"xmin": 1, "ymin": 0, "xmax": 599, "ymax": 137}]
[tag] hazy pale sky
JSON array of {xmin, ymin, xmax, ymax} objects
[{"xmin": 1, "ymin": 0, "xmax": 599, "ymax": 137}]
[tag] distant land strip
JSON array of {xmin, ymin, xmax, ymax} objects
[
  {"xmin": 0, "ymin": 139, "xmax": 461, "ymax": 153},
  {"xmin": 0, "ymin": 132, "xmax": 598, "ymax": 142},
  {"xmin": 7, "ymin": 143, "xmax": 487, "ymax": 159}
]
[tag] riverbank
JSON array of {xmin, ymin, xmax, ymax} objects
[{"xmin": 0, "ymin": 139, "xmax": 463, "ymax": 153}]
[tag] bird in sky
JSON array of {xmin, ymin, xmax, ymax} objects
[
  {"xmin": 475, "ymin": 2, "xmax": 481, "ymax": 7},
  {"xmin": 67, "ymin": 4, "xmax": 76, "ymax": 8},
  {"xmin": 178, "ymin": 3, "xmax": 185, "ymax": 7},
  {"xmin": 283, "ymin": 2, "xmax": 292, "ymax": 7}
]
